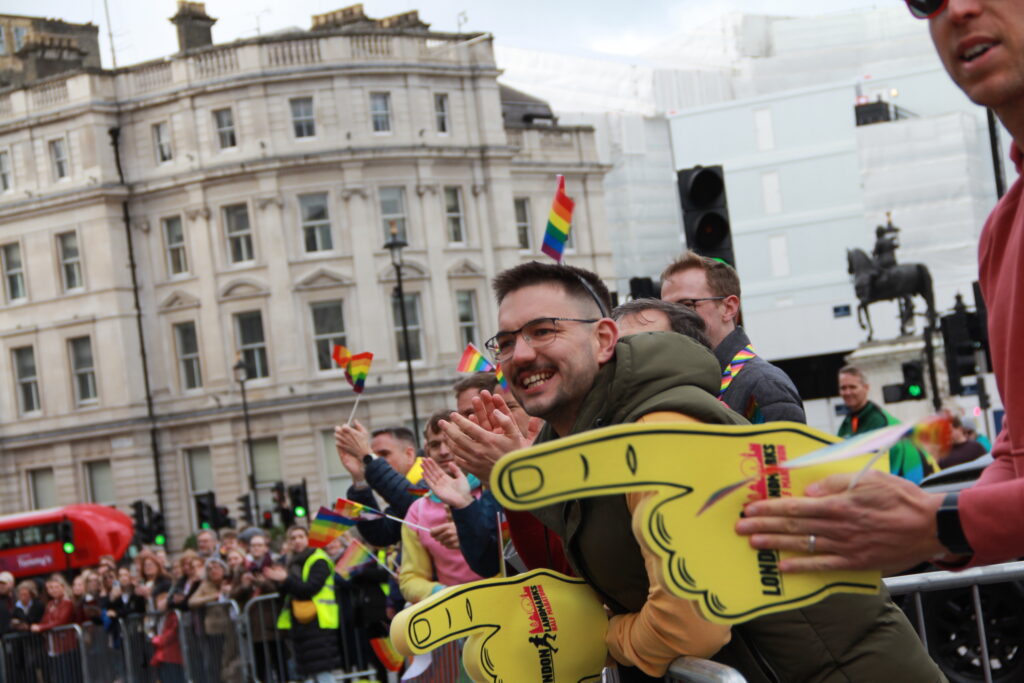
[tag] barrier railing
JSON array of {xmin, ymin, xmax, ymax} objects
[{"xmin": 884, "ymin": 560, "xmax": 1024, "ymax": 683}]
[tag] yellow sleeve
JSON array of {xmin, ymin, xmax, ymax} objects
[
  {"xmin": 398, "ymin": 522, "xmax": 443, "ymax": 604},
  {"xmin": 604, "ymin": 411, "xmax": 732, "ymax": 677}
]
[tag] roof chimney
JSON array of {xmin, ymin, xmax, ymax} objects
[{"xmin": 170, "ymin": 1, "xmax": 217, "ymax": 52}]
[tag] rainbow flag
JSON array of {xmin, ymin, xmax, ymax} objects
[
  {"xmin": 370, "ymin": 636, "xmax": 406, "ymax": 672},
  {"xmin": 331, "ymin": 343, "xmax": 352, "ymax": 368},
  {"xmin": 344, "ymin": 352, "xmax": 373, "ymax": 394},
  {"xmin": 540, "ymin": 175, "xmax": 575, "ymax": 263},
  {"xmin": 456, "ymin": 343, "xmax": 495, "ymax": 373},
  {"xmin": 334, "ymin": 497, "xmax": 385, "ymax": 521},
  {"xmin": 336, "ymin": 540, "xmax": 377, "ymax": 579},
  {"xmin": 309, "ymin": 507, "xmax": 355, "ymax": 548},
  {"xmin": 495, "ymin": 365, "xmax": 509, "ymax": 391}
]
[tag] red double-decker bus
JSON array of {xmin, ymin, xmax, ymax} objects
[{"xmin": 0, "ymin": 504, "xmax": 133, "ymax": 579}]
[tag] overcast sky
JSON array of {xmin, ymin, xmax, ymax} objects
[{"xmin": 22, "ymin": 0, "xmax": 889, "ymax": 68}]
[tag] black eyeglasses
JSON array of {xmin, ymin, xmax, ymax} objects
[
  {"xmin": 484, "ymin": 317, "xmax": 599, "ymax": 361},
  {"xmin": 905, "ymin": 0, "xmax": 947, "ymax": 19},
  {"xmin": 672, "ymin": 296, "xmax": 726, "ymax": 310}
]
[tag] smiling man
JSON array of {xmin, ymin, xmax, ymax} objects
[
  {"xmin": 660, "ymin": 252, "xmax": 804, "ymax": 425},
  {"xmin": 736, "ymin": 0, "xmax": 1024, "ymax": 576},
  {"xmin": 486, "ymin": 261, "xmax": 939, "ymax": 682}
]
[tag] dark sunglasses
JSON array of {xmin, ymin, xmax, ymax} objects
[{"xmin": 905, "ymin": 0, "xmax": 947, "ymax": 19}]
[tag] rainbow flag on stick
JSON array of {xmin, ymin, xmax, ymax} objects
[
  {"xmin": 336, "ymin": 539, "xmax": 377, "ymax": 579},
  {"xmin": 334, "ymin": 497, "xmax": 431, "ymax": 532},
  {"xmin": 541, "ymin": 175, "xmax": 575, "ymax": 263},
  {"xmin": 456, "ymin": 343, "xmax": 495, "ymax": 373},
  {"xmin": 309, "ymin": 507, "xmax": 356, "ymax": 548},
  {"xmin": 345, "ymin": 352, "xmax": 374, "ymax": 394},
  {"xmin": 331, "ymin": 343, "xmax": 352, "ymax": 368},
  {"xmin": 370, "ymin": 636, "xmax": 406, "ymax": 672}
]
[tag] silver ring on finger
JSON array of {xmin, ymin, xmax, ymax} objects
[{"xmin": 807, "ymin": 533, "xmax": 817, "ymax": 554}]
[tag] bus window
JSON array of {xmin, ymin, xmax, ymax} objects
[{"xmin": 0, "ymin": 530, "xmax": 11, "ymax": 550}]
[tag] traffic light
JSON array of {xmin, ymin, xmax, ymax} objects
[
  {"xmin": 677, "ymin": 165, "xmax": 734, "ymax": 267},
  {"xmin": 214, "ymin": 506, "xmax": 234, "ymax": 530},
  {"xmin": 237, "ymin": 494, "xmax": 254, "ymax": 526},
  {"xmin": 288, "ymin": 481, "xmax": 309, "ymax": 520},
  {"xmin": 196, "ymin": 492, "xmax": 216, "ymax": 530},
  {"xmin": 60, "ymin": 519, "xmax": 74, "ymax": 555},
  {"xmin": 131, "ymin": 500, "xmax": 155, "ymax": 544},
  {"xmin": 150, "ymin": 510, "xmax": 167, "ymax": 547},
  {"xmin": 273, "ymin": 481, "xmax": 293, "ymax": 527},
  {"xmin": 628, "ymin": 277, "xmax": 657, "ymax": 300},
  {"xmin": 882, "ymin": 360, "xmax": 927, "ymax": 403},
  {"xmin": 941, "ymin": 294, "xmax": 978, "ymax": 395},
  {"xmin": 261, "ymin": 510, "xmax": 274, "ymax": 529}
]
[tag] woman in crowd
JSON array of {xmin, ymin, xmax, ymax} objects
[
  {"xmin": 149, "ymin": 588, "xmax": 185, "ymax": 683},
  {"xmin": 189, "ymin": 557, "xmax": 241, "ymax": 683},
  {"xmin": 10, "ymin": 580, "xmax": 43, "ymax": 630},
  {"xmin": 168, "ymin": 550, "xmax": 202, "ymax": 612},
  {"xmin": 135, "ymin": 549, "xmax": 172, "ymax": 612},
  {"xmin": 31, "ymin": 574, "xmax": 79, "ymax": 682}
]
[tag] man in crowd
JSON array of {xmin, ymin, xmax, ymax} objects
[
  {"xmin": 837, "ymin": 365, "xmax": 936, "ymax": 483},
  {"xmin": 335, "ymin": 424, "xmax": 422, "ymax": 546},
  {"xmin": 0, "ymin": 572, "xmax": 13, "ymax": 637},
  {"xmin": 737, "ymin": 0, "xmax": 1024, "ymax": 575},
  {"xmin": 488, "ymin": 261, "xmax": 939, "ymax": 681},
  {"xmin": 611, "ymin": 298, "xmax": 711, "ymax": 346},
  {"xmin": 453, "ymin": 372, "xmax": 498, "ymax": 418},
  {"xmin": 944, "ymin": 415, "xmax": 989, "ymax": 468},
  {"xmin": 661, "ymin": 251, "xmax": 804, "ymax": 424},
  {"xmin": 196, "ymin": 528, "xmax": 218, "ymax": 559}
]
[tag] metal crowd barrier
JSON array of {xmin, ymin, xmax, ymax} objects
[
  {"xmin": 0, "ymin": 624, "xmax": 86, "ymax": 683},
  {"xmin": 884, "ymin": 560, "xmax": 1024, "ymax": 683}
]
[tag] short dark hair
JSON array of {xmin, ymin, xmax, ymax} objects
[
  {"xmin": 453, "ymin": 372, "xmax": 497, "ymax": 396},
  {"xmin": 492, "ymin": 261, "xmax": 611, "ymax": 317},
  {"xmin": 425, "ymin": 408, "xmax": 451, "ymax": 437},
  {"xmin": 370, "ymin": 426, "xmax": 417, "ymax": 449},
  {"xmin": 662, "ymin": 250, "xmax": 741, "ymax": 299},
  {"xmin": 285, "ymin": 525, "xmax": 308, "ymax": 538},
  {"xmin": 611, "ymin": 298, "xmax": 711, "ymax": 349}
]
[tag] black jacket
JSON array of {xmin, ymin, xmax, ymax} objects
[
  {"xmin": 714, "ymin": 327, "xmax": 805, "ymax": 424},
  {"xmin": 282, "ymin": 548, "xmax": 342, "ymax": 676},
  {"xmin": 347, "ymin": 457, "xmax": 421, "ymax": 547},
  {"xmin": 0, "ymin": 593, "xmax": 13, "ymax": 635}
]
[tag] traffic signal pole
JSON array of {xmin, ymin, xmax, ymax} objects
[{"xmin": 923, "ymin": 318, "xmax": 942, "ymax": 412}]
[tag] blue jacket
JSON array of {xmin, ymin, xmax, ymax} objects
[
  {"xmin": 347, "ymin": 457, "xmax": 421, "ymax": 547},
  {"xmin": 451, "ymin": 489, "xmax": 502, "ymax": 577}
]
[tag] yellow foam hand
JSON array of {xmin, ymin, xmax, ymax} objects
[
  {"xmin": 390, "ymin": 568, "xmax": 608, "ymax": 683},
  {"xmin": 489, "ymin": 422, "xmax": 884, "ymax": 625}
]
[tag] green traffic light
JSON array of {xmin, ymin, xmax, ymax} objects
[
  {"xmin": 201, "ymin": 522, "xmax": 211, "ymax": 529},
  {"xmin": 294, "ymin": 506, "xmax": 307, "ymax": 518},
  {"xmin": 62, "ymin": 542, "xmax": 75, "ymax": 554},
  {"xmin": 155, "ymin": 534, "xmax": 166, "ymax": 546},
  {"xmin": 908, "ymin": 385, "xmax": 923, "ymax": 397}
]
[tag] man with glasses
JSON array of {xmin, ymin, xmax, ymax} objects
[
  {"xmin": 738, "ymin": 0, "xmax": 1024, "ymax": 576},
  {"xmin": 661, "ymin": 251, "xmax": 804, "ymax": 424},
  {"xmin": 487, "ymin": 260, "xmax": 938, "ymax": 681}
]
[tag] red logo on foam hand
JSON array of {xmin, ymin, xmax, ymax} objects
[
  {"xmin": 741, "ymin": 443, "xmax": 791, "ymax": 503},
  {"xmin": 520, "ymin": 584, "xmax": 558, "ymax": 635}
]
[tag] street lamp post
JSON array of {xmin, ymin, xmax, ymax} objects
[
  {"xmin": 384, "ymin": 222, "xmax": 421, "ymax": 445},
  {"xmin": 233, "ymin": 358, "xmax": 260, "ymax": 518}
]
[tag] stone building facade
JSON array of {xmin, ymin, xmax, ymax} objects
[{"xmin": 0, "ymin": 5, "xmax": 612, "ymax": 547}]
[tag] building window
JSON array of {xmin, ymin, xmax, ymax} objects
[
  {"xmin": 153, "ymin": 122, "xmax": 173, "ymax": 162},
  {"xmin": 444, "ymin": 186, "xmax": 465, "ymax": 243},
  {"xmin": 290, "ymin": 97, "xmax": 316, "ymax": 138},
  {"xmin": 161, "ymin": 216, "xmax": 188, "ymax": 275},
  {"xmin": 2, "ymin": 243, "xmax": 26, "ymax": 302},
  {"xmin": 311, "ymin": 301, "xmax": 346, "ymax": 371},
  {"xmin": 514, "ymin": 198, "xmax": 532, "ymax": 250},
  {"xmin": 13, "ymin": 346, "xmax": 40, "ymax": 414},
  {"xmin": 370, "ymin": 92, "xmax": 391, "ymax": 132},
  {"xmin": 321, "ymin": 429, "xmax": 353, "ymax": 500},
  {"xmin": 175, "ymin": 321, "xmax": 202, "ymax": 390},
  {"xmin": 235, "ymin": 311, "xmax": 269, "ymax": 378},
  {"xmin": 456, "ymin": 290, "xmax": 479, "ymax": 347},
  {"xmin": 761, "ymin": 171, "xmax": 782, "ymax": 215},
  {"xmin": 69, "ymin": 336, "xmax": 97, "ymax": 404},
  {"xmin": 379, "ymin": 187, "xmax": 407, "ymax": 243},
  {"xmin": 299, "ymin": 193, "xmax": 332, "ymax": 252},
  {"xmin": 187, "ymin": 447, "xmax": 213, "ymax": 494},
  {"xmin": 57, "ymin": 231, "xmax": 83, "ymax": 290},
  {"xmin": 252, "ymin": 438, "xmax": 282, "ymax": 514},
  {"xmin": 435, "ymin": 93, "xmax": 449, "ymax": 133},
  {"xmin": 392, "ymin": 292, "xmax": 423, "ymax": 362},
  {"xmin": 754, "ymin": 108, "xmax": 775, "ymax": 152},
  {"xmin": 224, "ymin": 204, "xmax": 254, "ymax": 263},
  {"xmin": 86, "ymin": 460, "xmax": 114, "ymax": 504},
  {"xmin": 769, "ymin": 234, "xmax": 791, "ymax": 278},
  {"xmin": 49, "ymin": 139, "xmax": 69, "ymax": 180},
  {"xmin": 213, "ymin": 108, "xmax": 237, "ymax": 149},
  {"xmin": 29, "ymin": 468, "xmax": 56, "ymax": 510},
  {"xmin": 13, "ymin": 27, "xmax": 27, "ymax": 52},
  {"xmin": 0, "ymin": 150, "xmax": 11, "ymax": 191},
  {"xmin": 0, "ymin": 29, "xmax": 6, "ymax": 55}
]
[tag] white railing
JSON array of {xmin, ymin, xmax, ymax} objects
[{"xmin": 265, "ymin": 37, "xmax": 323, "ymax": 67}]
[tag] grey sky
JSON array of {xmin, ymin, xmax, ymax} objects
[{"xmin": 19, "ymin": 0, "xmax": 888, "ymax": 69}]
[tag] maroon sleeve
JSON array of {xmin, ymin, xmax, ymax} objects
[
  {"xmin": 506, "ymin": 510, "xmax": 574, "ymax": 576},
  {"xmin": 37, "ymin": 600, "xmax": 76, "ymax": 631},
  {"xmin": 956, "ymin": 427, "xmax": 1024, "ymax": 566}
]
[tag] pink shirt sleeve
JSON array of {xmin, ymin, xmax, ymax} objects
[{"xmin": 957, "ymin": 427, "xmax": 1024, "ymax": 566}]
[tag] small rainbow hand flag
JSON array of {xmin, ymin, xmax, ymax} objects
[
  {"xmin": 335, "ymin": 497, "xmax": 385, "ymax": 521},
  {"xmin": 336, "ymin": 540, "xmax": 377, "ymax": 579},
  {"xmin": 456, "ymin": 343, "xmax": 495, "ymax": 373},
  {"xmin": 344, "ymin": 352, "xmax": 373, "ymax": 394},
  {"xmin": 495, "ymin": 365, "xmax": 509, "ymax": 391},
  {"xmin": 541, "ymin": 175, "xmax": 575, "ymax": 263},
  {"xmin": 370, "ymin": 636, "xmax": 406, "ymax": 672},
  {"xmin": 331, "ymin": 344, "xmax": 352, "ymax": 368},
  {"xmin": 309, "ymin": 507, "xmax": 355, "ymax": 548}
]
